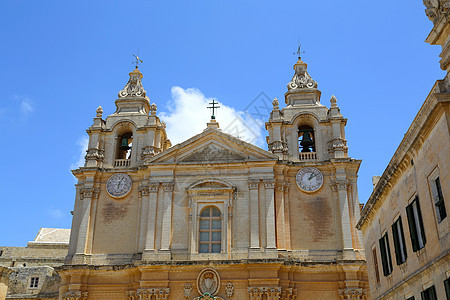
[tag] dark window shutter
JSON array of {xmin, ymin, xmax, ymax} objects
[
  {"xmin": 385, "ymin": 234, "xmax": 393, "ymax": 273},
  {"xmin": 379, "ymin": 237, "xmax": 388, "ymax": 276},
  {"xmin": 435, "ymin": 178, "xmax": 447, "ymax": 221},
  {"xmin": 399, "ymin": 218, "xmax": 407, "ymax": 261},
  {"xmin": 392, "ymin": 222, "xmax": 401, "ymax": 265},
  {"xmin": 444, "ymin": 278, "xmax": 450, "ymax": 300},
  {"xmin": 429, "ymin": 286, "xmax": 437, "ymax": 300},
  {"xmin": 415, "ymin": 197, "xmax": 427, "ymax": 247},
  {"xmin": 406, "ymin": 203, "xmax": 418, "ymax": 251}
]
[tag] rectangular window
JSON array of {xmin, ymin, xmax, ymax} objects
[
  {"xmin": 391, "ymin": 217, "xmax": 407, "ymax": 264},
  {"xmin": 30, "ymin": 277, "xmax": 39, "ymax": 288},
  {"xmin": 430, "ymin": 177, "xmax": 447, "ymax": 223},
  {"xmin": 379, "ymin": 233, "xmax": 393, "ymax": 276},
  {"xmin": 372, "ymin": 248, "xmax": 380, "ymax": 284},
  {"xmin": 421, "ymin": 285, "xmax": 437, "ymax": 300},
  {"xmin": 406, "ymin": 196, "xmax": 426, "ymax": 251},
  {"xmin": 444, "ymin": 278, "xmax": 450, "ymax": 300}
]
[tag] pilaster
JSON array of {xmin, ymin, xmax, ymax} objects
[
  {"xmin": 275, "ymin": 182, "xmax": 286, "ymax": 250},
  {"xmin": 249, "ymin": 179, "xmax": 260, "ymax": 249},
  {"xmin": 160, "ymin": 182, "xmax": 174, "ymax": 252},
  {"xmin": 263, "ymin": 179, "xmax": 276, "ymax": 250}
]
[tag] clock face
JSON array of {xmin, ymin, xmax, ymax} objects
[
  {"xmin": 296, "ymin": 167, "xmax": 324, "ymax": 193},
  {"xmin": 106, "ymin": 173, "xmax": 132, "ymax": 198}
]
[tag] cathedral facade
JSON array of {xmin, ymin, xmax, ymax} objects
[{"xmin": 58, "ymin": 57, "xmax": 368, "ymax": 300}]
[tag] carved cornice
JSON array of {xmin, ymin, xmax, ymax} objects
[
  {"xmin": 263, "ymin": 179, "xmax": 276, "ymax": 189},
  {"xmin": 141, "ymin": 146, "xmax": 161, "ymax": 159},
  {"xmin": 162, "ymin": 182, "xmax": 174, "ymax": 192},
  {"xmin": 327, "ymin": 138, "xmax": 348, "ymax": 153},
  {"xmin": 63, "ymin": 291, "xmax": 88, "ymax": 300},
  {"xmin": 85, "ymin": 148, "xmax": 104, "ymax": 160},
  {"xmin": 248, "ymin": 179, "xmax": 260, "ymax": 190},
  {"xmin": 357, "ymin": 84, "xmax": 449, "ymax": 230}
]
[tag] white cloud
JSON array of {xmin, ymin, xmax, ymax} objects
[
  {"xmin": 71, "ymin": 136, "xmax": 89, "ymax": 170},
  {"xmin": 13, "ymin": 95, "xmax": 34, "ymax": 119},
  {"xmin": 48, "ymin": 207, "xmax": 66, "ymax": 219},
  {"xmin": 159, "ymin": 87, "xmax": 267, "ymax": 147}
]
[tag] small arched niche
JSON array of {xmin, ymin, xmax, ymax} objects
[
  {"xmin": 116, "ymin": 132, "xmax": 133, "ymax": 159},
  {"xmin": 298, "ymin": 125, "xmax": 315, "ymax": 153}
]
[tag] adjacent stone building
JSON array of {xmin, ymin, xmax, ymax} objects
[
  {"xmin": 356, "ymin": 1, "xmax": 450, "ymax": 299},
  {"xmin": 0, "ymin": 228, "xmax": 70, "ymax": 299},
  {"xmin": 55, "ymin": 56, "xmax": 368, "ymax": 299}
]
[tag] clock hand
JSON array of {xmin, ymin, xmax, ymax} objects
[{"xmin": 117, "ymin": 178, "xmax": 124, "ymax": 189}]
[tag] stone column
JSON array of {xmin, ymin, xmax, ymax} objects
[
  {"xmin": 144, "ymin": 183, "xmax": 159, "ymax": 253},
  {"xmin": 248, "ymin": 179, "xmax": 260, "ymax": 249},
  {"xmin": 160, "ymin": 182, "xmax": 174, "ymax": 251},
  {"xmin": 275, "ymin": 182, "xmax": 286, "ymax": 250},
  {"xmin": 75, "ymin": 187, "xmax": 98, "ymax": 257},
  {"xmin": 137, "ymin": 186, "xmax": 149, "ymax": 252},
  {"xmin": 264, "ymin": 179, "xmax": 276, "ymax": 249}
]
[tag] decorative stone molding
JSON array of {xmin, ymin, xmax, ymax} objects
[
  {"xmin": 139, "ymin": 186, "xmax": 150, "ymax": 197},
  {"xmin": 127, "ymin": 288, "xmax": 170, "ymax": 300},
  {"xmin": 275, "ymin": 182, "xmax": 285, "ymax": 192},
  {"xmin": 80, "ymin": 188, "xmax": 99, "ymax": 199},
  {"xmin": 85, "ymin": 148, "xmax": 104, "ymax": 160},
  {"xmin": 248, "ymin": 287, "xmax": 284, "ymax": 300},
  {"xmin": 225, "ymin": 283, "xmax": 234, "ymax": 298},
  {"xmin": 149, "ymin": 182, "xmax": 160, "ymax": 192},
  {"xmin": 63, "ymin": 291, "xmax": 88, "ymax": 300},
  {"xmin": 281, "ymin": 288, "xmax": 297, "ymax": 300},
  {"xmin": 194, "ymin": 294, "xmax": 225, "ymax": 300},
  {"xmin": 197, "ymin": 268, "xmax": 220, "ymax": 296},
  {"xmin": 332, "ymin": 179, "xmax": 349, "ymax": 191},
  {"xmin": 162, "ymin": 182, "xmax": 174, "ymax": 192},
  {"xmin": 150, "ymin": 103, "xmax": 157, "ymax": 115},
  {"xmin": 327, "ymin": 138, "xmax": 348, "ymax": 153},
  {"xmin": 338, "ymin": 288, "xmax": 368, "ymax": 300},
  {"xmin": 248, "ymin": 179, "xmax": 260, "ymax": 190},
  {"xmin": 263, "ymin": 179, "xmax": 276, "ymax": 189},
  {"xmin": 183, "ymin": 283, "xmax": 193, "ymax": 298},
  {"xmin": 142, "ymin": 146, "xmax": 161, "ymax": 159},
  {"xmin": 268, "ymin": 141, "xmax": 288, "ymax": 154},
  {"xmin": 423, "ymin": 0, "xmax": 450, "ymax": 23},
  {"xmin": 287, "ymin": 59, "xmax": 318, "ymax": 90},
  {"xmin": 118, "ymin": 68, "xmax": 147, "ymax": 98}
]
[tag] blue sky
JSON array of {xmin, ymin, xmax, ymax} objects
[{"xmin": 0, "ymin": 1, "xmax": 444, "ymax": 246}]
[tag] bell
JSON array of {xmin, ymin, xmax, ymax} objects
[
  {"xmin": 300, "ymin": 131, "xmax": 313, "ymax": 152},
  {"xmin": 119, "ymin": 137, "xmax": 130, "ymax": 151}
]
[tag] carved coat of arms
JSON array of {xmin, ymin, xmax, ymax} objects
[{"xmin": 197, "ymin": 268, "xmax": 220, "ymax": 296}]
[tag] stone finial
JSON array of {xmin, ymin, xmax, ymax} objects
[
  {"xmin": 150, "ymin": 103, "xmax": 157, "ymax": 115},
  {"xmin": 330, "ymin": 95, "xmax": 337, "ymax": 108},
  {"xmin": 162, "ymin": 121, "xmax": 166, "ymax": 128},
  {"xmin": 287, "ymin": 59, "xmax": 318, "ymax": 90},
  {"xmin": 272, "ymin": 98, "xmax": 279, "ymax": 109},
  {"xmin": 96, "ymin": 106, "xmax": 103, "ymax": 118},
  {"xmin": 118, "ymin": 68, "xmax": 147, "ymax": 98}
]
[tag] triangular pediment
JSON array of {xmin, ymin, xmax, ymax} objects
[{"xmin": 145, "ymin": 128, "xmax": 277, "ymax": 164}]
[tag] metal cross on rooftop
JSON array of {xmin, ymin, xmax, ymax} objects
[
  {"xmin": 132, "ymin": 53, "xmax": 143, "ymax": 69},
  {"xmin": 207, "ymin": 100, "xmax": 220, "ymax": 120}
]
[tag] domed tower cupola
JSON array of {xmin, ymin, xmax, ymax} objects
[
  {"xmin": 114, "ymin": 67, "xmax": 151, "ymax": 115},
  {"xmin": 285, "ymin": 58, "xmax": 322, "ymax": 107}
]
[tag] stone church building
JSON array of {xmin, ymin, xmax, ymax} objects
[{"xmin": 54, "ymin": 55, "xmax": 368, "ymax": 300}]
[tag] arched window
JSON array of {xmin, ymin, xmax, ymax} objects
[
  {"xmin": 199, "ymin": 206, "xmax": 221, "ymax": 253},
  {"xmin": 116, "ymin": 132, "xmax": 133, "ymax": 159},
  {"xmin": 298, "ymin": 125, "xmax": 315, "ymax": 153}
]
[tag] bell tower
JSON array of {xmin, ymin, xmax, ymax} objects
[
  {"xmin": 67, "ymin": 66, "xmax": 171, "ymax": 264},
  {"xmin": 83, "ymin": 66, "xmax": 171, "ymax": 170},
  {"xmin": 266, "ymin": 57, "xmax": 364, "ymax": 260}
]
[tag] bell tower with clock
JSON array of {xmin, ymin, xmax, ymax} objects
[{"xmin": 266, "ymin": 55, "xmax": 364, "ymax": 260}]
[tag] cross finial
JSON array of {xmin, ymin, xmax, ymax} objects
[
  {"xmin": 132, "ymin": 52, "xmax": 143, "ymax": 69},
  {"xmin": 294, "ymin": 40, "xmax": 305, "ymax": 60},
  {"xmin": 207, "ymin": 100, "xmax": 220, "ymax": 120}
]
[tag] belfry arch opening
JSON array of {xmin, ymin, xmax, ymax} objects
[
  {"xmin": 298, "ymin": 125, "xmax": 315, "ymax": 153},
  {"xmin": 116, "ymin": 132, "xmax": 133, "ymax": 159}
]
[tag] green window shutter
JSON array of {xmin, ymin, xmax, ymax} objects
[
  {"xmin": 406, "ymin": 203, "xmax": 418, "ymax": 252},
  {"xmin": 391, "ymin": 222, "xmax": 401, "ymax": 265}
]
